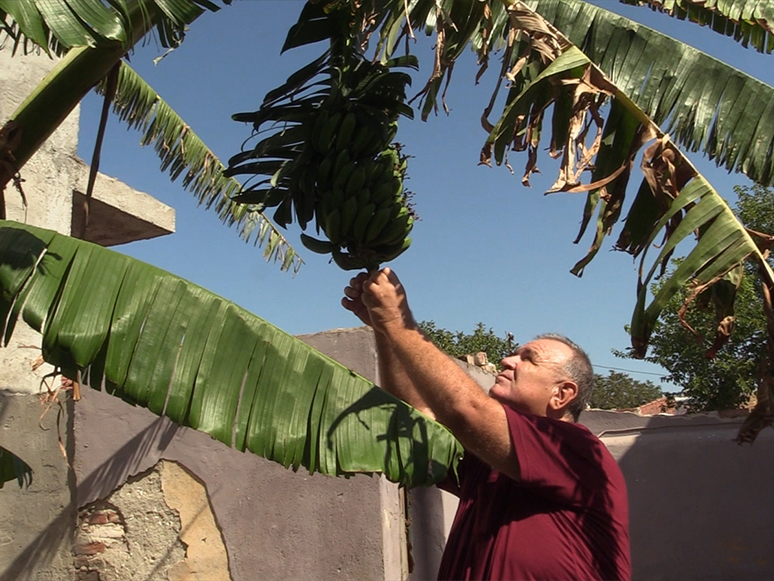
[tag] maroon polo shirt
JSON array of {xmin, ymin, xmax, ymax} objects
[{"xmin": 437, "ymin": 406, "xmax": 631, "ymax": 581}]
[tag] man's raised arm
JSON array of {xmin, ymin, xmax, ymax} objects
[
  {"xmin": 358, "ymin": 268, "xmax": 520, "ymax": 482},
  {"xmin": 342, "ymin": 272, "xmax": 435, "ymax": 418}
]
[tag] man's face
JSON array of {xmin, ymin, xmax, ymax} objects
[{"xmin": 489, "ymin": 339, "xmax": 574, "ymax": 417}]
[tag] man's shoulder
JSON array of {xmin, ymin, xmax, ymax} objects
[{"xmin": 505, "ymin": 405, "xmax": 598, "ymax": 440}]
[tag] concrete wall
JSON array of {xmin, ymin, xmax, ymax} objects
[
  {"xmin": 72, "ymin": 326, "xmax": 406, "ymax": 581},
  {"xmin": 0, "ymin": 393, "xmax": 76, "ymax": 581},
  {"xmin": 411, "ymin": 402, "xmax": 774, "ymax": 581},
  {"xmin": 1, "ymin": 45, "xmax": 84, "ymax": 581},
  {"xmin": 1, "ymin": 44, "xmax": 174, "ymax": 581},
  {"xmin": 589, "ymin": 412, "xmax": 774, "ymax": 581}
]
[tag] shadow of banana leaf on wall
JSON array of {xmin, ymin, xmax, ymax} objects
[
  {"xmin": 0, "ymin": 220, "xmax": 462, "ymax": 488},
  {"xmin": 0, "ymin": 444, "xmax": 33, "ymax": 488}
]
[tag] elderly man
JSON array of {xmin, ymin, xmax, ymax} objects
[{"xmin": 342, "ymin": 268, "xmax": 631, "ymax": 581}]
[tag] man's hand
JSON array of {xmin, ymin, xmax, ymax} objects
[
  {"xmin": 342, "ymin": 272, "xmax": 374, "ymax": 327},
  {"xmin": 360, "ymin": 268, "xmax": 416, "ymax": 336}
]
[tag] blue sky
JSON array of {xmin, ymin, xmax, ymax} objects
[{"xmin": 75, "ymin": 0, "xmax": 774, "ymax": 390}]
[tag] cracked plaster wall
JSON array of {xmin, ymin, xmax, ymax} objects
[
  {"xmin": 74, "ymin": 327, "xmax": 402, "ymax": 581},
  {"xmin": 74, "ymin": 460, "xmax": 229, "ymax": 581}
]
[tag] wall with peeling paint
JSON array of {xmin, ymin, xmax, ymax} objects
[
  {"xmin": 73, "ymin": 327, "xmax": 405, "ymax": 581},
  {"xmin": 0, "ymin": 44, "xmax": 175, "ymax": 581}
]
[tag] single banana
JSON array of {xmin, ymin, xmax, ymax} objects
[
  {"xmin": 370, "ymin": 182, "xmax": 394, "ymax": 207},
  {"xmin": 333, "ymin": 161, "xmax": 356, "ymax": 194},
  {"xmin": 390, "ymin": 175, "xmax": 403, "ymax": 199},
  {"xmin": 359, "ymin": 159, "xmax": 375, "ymax": 186},
  {"xmin": 385, "ymin": 121, "xmax": 398, "ymax": 144},
  {"xmin": 340, "ymin": 196, "xmax": 359, "ymax": 239},
  {"xmin": 376, "ymin": 209, "xmax": 412, "ymax": 246},
  {"xmin": 324, "ymin": 208, "xmax": 342, "ymax": 245},
  {"xmin": 336, "ymin": 111, "xmax": 357, "ymax": 152},
  {"xmin": 364, "ymin": 205, "xmax": 392, "ymax": 244},
  {"xmin": 356, "ymin": 188, "xmax": 371, "ymax": 207},
  {"xmin": 377, "ymin": 236, "xmax": 411, "ymax": 262},
  {"xmin": 350, "ymin": 123, "xmax": 372, "ymax": 158},
  {"xmin": 319, "ymin": 111, "xmax": 342, "ymax": 152},
  {"xmin": 352, "ymin": 203, "xmax": 376, "ymax": 243},
  {"xmin": 333, "ymin": 149, "xmax": 351, "ymax": 179},
  {"xmin": 273, "ymin": 196, "xmax": 293, "ymax": 229},
  {"xmin": 345, "ymin": 166, "xmax": 367, "ymax": 198},
  {"xmin": 329, "ymin": 183, "xmax": 345, "ymax": 211},
  {"xmin": 317, "ymin": 155, "xmax": 334, "ymax": 186},
  {"xmin": 300, "ymin": 233, "xmax": 336, "ymax": 254}
]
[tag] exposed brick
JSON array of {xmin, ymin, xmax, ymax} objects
[
  {"xmin": 74, "ymin": 541, "xmax": 106, "ymax": 556},
  {"xmin": 86, "ymin": 509, "xmax": 120, "ymax": 525},
  {"xmin": 87, "ymin": 513, "xmax": 108, "ymax": 525}
]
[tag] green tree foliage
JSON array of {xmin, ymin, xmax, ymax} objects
[
  {"xmin": 618, "ymin": 185, "xmax": 773, "ymax": 413},
  {"xmin": 590, "ymin": 371, "xmax": 663, "ymax": 410},
  {"xmin": 735, "ymin": 185, "xmax": 774, "ymax": 253},
  {"xmin": 418, "ymin": 322, "xmax": 514, "ymax": 367}
]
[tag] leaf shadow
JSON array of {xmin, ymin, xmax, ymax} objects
[{"xmin": 327, "ymin": 386, "xmax": 453, "ymax": 487}]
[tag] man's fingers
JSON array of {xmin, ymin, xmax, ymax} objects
[
  {"xmin": 343, "ymin": 285, "xmax": 360, "ymax": 299},
  {"xmin": 349, "ymin": 272, "xmax": 370, "ymax": 287}
]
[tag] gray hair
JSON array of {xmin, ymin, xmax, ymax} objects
[{"xmin": 534, "ymin": 333, "xmax": 594, "ymax": 422}]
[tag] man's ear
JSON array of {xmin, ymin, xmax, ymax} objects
[{"xmin": 550, "ymin": 380, "xmax": 578, "ymax": 413}]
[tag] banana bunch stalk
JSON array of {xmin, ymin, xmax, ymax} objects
[{"xmin": 225, "ymin": 2, "xmax": 417, "ymax": 271}]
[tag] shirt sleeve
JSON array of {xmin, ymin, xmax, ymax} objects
[
  {"xmin": 503, "ymin": 405, "xmax": 614, "ymax": 508},
  {"xmin": 435, "ymin": 450, "xmax": 477, "ymax": 497}
]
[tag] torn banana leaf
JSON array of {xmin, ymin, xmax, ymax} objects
[
  {"xmin": 373, "ymin": 0, "xmax": 774, "ymax": 187},
  {"xmin": 100, "ymin": 62, "xmax": 301, "ymax": 273},
  {"xmin": 627, "ymin": 174, "xmax": 774, "ymax": 356},
  {"xmin": 621, "ymin": 0, "xmax": 774, "ymax": 54},
  {"xmin": 0, "ymin": 220, "xmax": 462, "ymax": 488}
]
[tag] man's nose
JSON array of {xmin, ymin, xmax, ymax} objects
[{"xmin": 501, "ymin": 355, "xmax": 519, "ymax": 369}]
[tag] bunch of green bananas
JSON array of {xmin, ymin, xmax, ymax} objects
[
  {"xmin": 226, "ymin": 3, "xmax": 417, "ymax": 271},
  {"xmin": 298, "ymin": 117, "xmax": 414, "ymax": 270}
]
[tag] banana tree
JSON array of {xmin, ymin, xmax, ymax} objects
[
  {"xmin": 224, "ymin": 0, "xmax": 774, "ymax": 439},
  {"xmin": 0, "ymin": 0, "xmax": 466, "ymax": 487},
  {"xmin": 0, "ymin": 0, "xmax": 301, "ymax": 271},
  {"xmin": 3, "ymin": 0, "xmax": 774, "ymax": 490},
  {"xmin": 372, "ymin": 0, "xmax": 774, "ymax": 441}
]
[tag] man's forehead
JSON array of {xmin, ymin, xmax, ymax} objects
[{"xmin": 521, "ymin": 338, "xmax": 573, "ymax": 361}]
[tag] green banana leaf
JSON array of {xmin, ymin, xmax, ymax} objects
[
  {"xmin": 0, "ymin": 445, "xmax": 32, "ymax": 489},
  {"xmin": 0, "ymin": 0, "xmax": 230, "ymax": 55},
  {"xmin": 1, "ymin": 1, "xmax": 300, "ymax": 272},
  {"xmin": 98, "ymin": 62, "xmax": 302, "ymax": 272},
  {"xmin": 624, "ymin": 0, "xmax": 774, "ymax": 54},
  {"xmin": 0, "ymin": 220, "xmax": 462, "ymax": 488}
]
